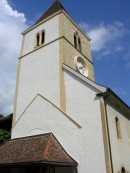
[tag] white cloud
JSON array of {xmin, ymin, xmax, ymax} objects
[
  {"xmin": 123, "ymin": 50, "xmax": 130, "ymax": 69},
  {"xmin": 80, "ymin": 22, "xmax": 127, "ymax": 52},
  {"xmin": 0, "ymin": 0, "xmax": 28, "ymax": 116}
]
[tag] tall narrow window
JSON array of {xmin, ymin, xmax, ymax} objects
[
  {"xmin": 121, "ymin": 167, "xmax": 126, "ymax": 173},
  {"xmin": 36, "ymin": 33, "xmax": 40, "ymax": 47},
  {"xmin": 126, "ymin": 121, "xmax": 130, "ymax": 142},
  {"xmin": 78, "ymin": 37, "xmax": 82, "ymax": 52},
  {"xmin": 41, "ymin": 30, "xmax": 45, "ymax": 44},
  {"xmin": 74, "ymin": 34, "xmax": 77, "ymax": 48},
  {"xmin": 115, "ymin": 117, "xmax": 122, "ymax": 139}
]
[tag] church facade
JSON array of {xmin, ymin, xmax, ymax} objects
[{"xmin": 0, "ymin": 1, "xmax": 130, "ymax": 173}]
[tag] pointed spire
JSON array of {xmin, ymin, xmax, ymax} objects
[
  {"xmin": 56, "ymin": 0, "xmax": 61, "ymax": 8},
  {"xmin": 34, "ymin": 0, "xmax": 67, "ymax": 25}
]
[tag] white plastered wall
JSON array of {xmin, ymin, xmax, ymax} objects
[
  {"xmin": 23, "ymin": 15, "xmax": 59, "ymax": 55},
  {"xmin": 106, "ymin": 103, "xmax": 130, "ymax": 172},
  {"xmin": 12, "ymin": 95, "xmax": 82, "ymax": 171},
  {"xmin": 12, "ymin": 67, "xmax": 107, "ymax": 173},
  {"xmin": 16, "ymin": 41, "xmax": 60, "ymax": 120},
  {"xmin": 64, "ymin": 69, "xmax": 106, "ymax": 173},
  {"xmin": 15, "ymin": 15, "xmax": 60, "ymax": 121}
]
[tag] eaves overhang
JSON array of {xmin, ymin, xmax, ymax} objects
[
  {"xmin": 0, "ymin": 133, "xmax": 77, "ymax": 167},
  {"xmin": 97, "ymin": 88, "xmax": 130, "ymax": 116},
  {"xmin": 0, "ymin": 161, "xmax": 76, "ymax": 168}
]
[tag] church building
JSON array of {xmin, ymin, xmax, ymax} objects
[{"xmin": 0, "ymin": 1, "xmax": 130, "ymax": 173}]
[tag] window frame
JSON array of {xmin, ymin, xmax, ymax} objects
[
  {"xmin": 35, "ymin": 30, "xmax": 45, "ymax": 48},
  {"xmin": 121, "ymin": 167, "xmax": 126, "ymax": 173},
  {"xmin": 35, "ymin": 33, "xmax": 40, "ymax": 47},
  {"xmin": 41, "ymin": 30, "xmax": 45, "ymax": 45},
  {"xmin": 74, "ymin": 31, "xmax": 82, "ymax": 52},
  {"xmin": 78, "ymin": 37, "xmax": 82, "ymax": 52},
  {"xmin": 74, "ymin": 34, "xmax": 77, "ymax": 48},
  {"xmin": 115, "ymin": 117, "xmax": 122, "ymax": 139}
]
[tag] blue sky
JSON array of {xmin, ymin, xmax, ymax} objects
[{"xmin": 0, "ymin": 0, "xmax": 130, "ymax": 115}]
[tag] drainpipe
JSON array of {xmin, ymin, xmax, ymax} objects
[{"xmin": 97, "ymin": 88, "xmax": 114, "ymax": 173}]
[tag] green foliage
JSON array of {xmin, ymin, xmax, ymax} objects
[
  {"xmin": 0, "ymin": 129, "xmax": 11, "ymax": 145},
  {"xmin": 0, "ymin": 114, "xmax": 4, "ymax": 118}
]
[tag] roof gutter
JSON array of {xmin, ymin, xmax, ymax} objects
[
  {"xmin": 97, "ymin": 88, "xmax": 111, "ymax": 98},
  {"xmin": 97, "ymin": 88, "xmax": 130, "ymax": 113},
  {"xmin": 0, "ymin": 161, "xmax": 77, "ymax": 168}
]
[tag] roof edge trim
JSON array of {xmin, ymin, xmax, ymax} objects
[
  {"xmin": 38, "ymin": 93, "xmax": 82, "ymax": 128},
  {"xmin": 0, "ymin": 161, "xmax": 77, "ymax": 167},
  {"xmin": 97, "ymin": 89, "xmax": 130, "ymax": 114},
  {"xmin": 63, "ymin": 64, "xmax": 107, "ymax": 93},
  {"xmin": 12, "ymin": 93, "xmax": 82, "ymax": 129}
]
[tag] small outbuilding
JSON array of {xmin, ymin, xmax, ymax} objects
[{"xmin": 0, "ymin": 133, "xmax": 77, "ymax": 173}]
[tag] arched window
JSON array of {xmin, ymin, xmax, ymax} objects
[
  {"xmin": 78, "ymin": 37, "xmax": 82, "ymax": 52},
  {"xmin": 121, "ymin": 167, "xmax": 126, "ymax": 173},
  {"xmin": 115, "ymin": 117, "xmax": 122, "ymax": 139},
  {"xmin": 41, "ymin": 30, "xmax": 45, "ymax": 44},
  {"xmin": 74, "ymin": 34, "xmax": 77, "ymax": 48},
  {"xmin": 36, "ymin": 33, "xmax": 40, "ymax": 47}
]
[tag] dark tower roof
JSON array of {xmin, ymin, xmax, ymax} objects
[{"xmin": 35, "ymin": 0, "xmax": 68, "ymax": 25}]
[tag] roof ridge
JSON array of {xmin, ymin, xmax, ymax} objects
[
  {"xmin": 34, "ymin": 0, "xmax": 67, "ymax": 25},
  {"xmin": 56, "ymin": 0, "xmax": 62, "ymax": 8},
  {"xmin": 57, "ymin": 0, "xmax": 64, "ymax": 10},
  {"xmin": 43, "ymin": 133, "xmax": 52, "ymax": 157},
  {"xmin": 52, "ymin": 134, "xmax": 78, "ymax": 164}
]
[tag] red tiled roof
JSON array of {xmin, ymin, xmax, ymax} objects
[
  {"xmin": 0, "ymin": 133, "xmax": 77, "ymax": 166},
  {"xmin": 34, "ymin": 0, "xmax": 68, "ymax": 25}
]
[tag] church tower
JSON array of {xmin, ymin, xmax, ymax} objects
[
  {"xmin": 11, "ymin": 1, "xmax": 109, "ymax": 173},
  {"xmin": 12, "ymin": 0, "xmax": 95, "ymax": 126},
  {"xmin": 0, "ymin": 1, "xmax": 129, "ymax": 173}
]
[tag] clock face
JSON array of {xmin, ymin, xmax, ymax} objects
[
  {"xmin": 77, "ymin": 59, "xmax": 85, "ymax": 75},
  {"xmin": 76, "ymin": 57, "xmax": 88, "ymax": 77}
]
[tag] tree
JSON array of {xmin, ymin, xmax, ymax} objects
[
  {"xmin": 0, "ymin": 129, "xmax": 11, "ymax": 145},
  {"xmin": 0, "ymin": 114, "xmax": 4, "ymax": 118}
]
